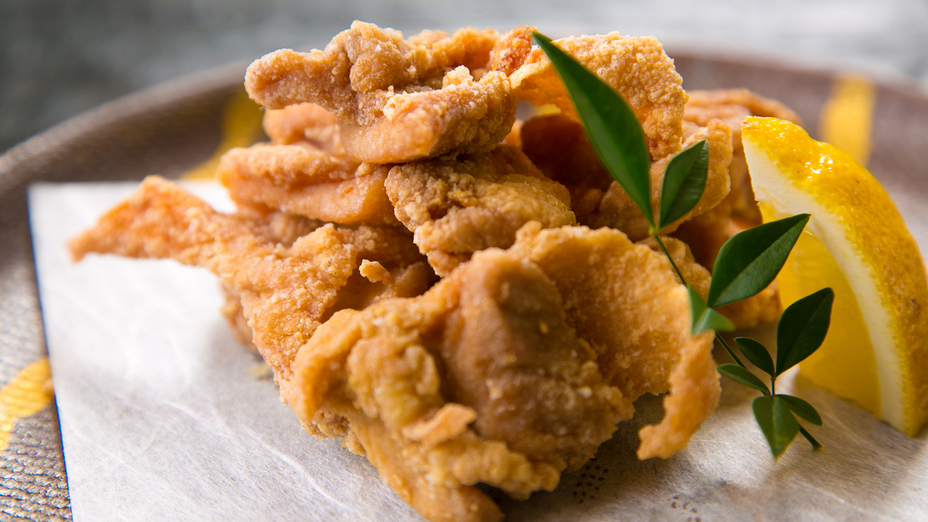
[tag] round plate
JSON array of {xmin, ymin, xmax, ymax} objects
[{"xmin": 2, "ymin": 53, "xmax": 926, "ymax": 520}]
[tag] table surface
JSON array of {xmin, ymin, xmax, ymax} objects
[{"xmin": 2, "ymin": 2, "xmax": 928, "ymax": 520}]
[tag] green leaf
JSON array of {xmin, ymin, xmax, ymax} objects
[
  {"xmin": 776, "ymin": 287, "xmax": 835, "ymax": 376},
  {"xmin": 533, "ymin": 32, "xmax": 653, "ymax": 227},
  {"xmin": 688, "ymin": 286, "xmax": 735, "ymax": 334},
  {"xmin": 687, "ymin": 285, "xmax": 707, "ymax": 333},
  {"xmin": 707, "ymin": 214, "xmax": 810, "ymax": 307},
  {"xmin": 718, "ymin": 364, "xmax": 770, "ymax": 396},
  {"xmin": 753, "ymin": 396, "xmax": 801, "ymax": 459},
  {"xmin": 735, "ymin": 337, "xmax": 775, "ymax": 377},
  {"xmin": 695, "ymin": 307, "xmax": 736, "ymax": 334},
  {"xmin": 778, "ymin": 395, "xmax": 823, "ymax": 426},
  {"xmin": 659, "ymin": 139, "xmax": 709, "ymax": 230}
]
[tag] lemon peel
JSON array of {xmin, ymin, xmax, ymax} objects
[{"xmin": 742, "ymin": 116, "xmax": 928, "ymax": 437}]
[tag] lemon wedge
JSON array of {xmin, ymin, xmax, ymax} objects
[{"xmin": 742, "ymin": 116, "xmax": 928, "ymax": 437}]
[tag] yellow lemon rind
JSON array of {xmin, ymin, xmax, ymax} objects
[{"xmin": 742, "ymin": 116, "xmax": 928, "ymax": 437}]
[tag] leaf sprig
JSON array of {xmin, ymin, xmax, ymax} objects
[
  {"xmin": 719, "ymin": 287, "xmax": 834, "ymax": 457},
  {"xmin": 534, "ymin": 32, "xmax": 834, "ymax": 459}
]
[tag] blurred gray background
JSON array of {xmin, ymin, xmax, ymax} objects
[{"xmin": 3, "ymin": 0, "xmax": 928, "ymax": 154}]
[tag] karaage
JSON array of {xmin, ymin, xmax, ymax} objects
[
  {"xmin": 66, "ymin": 22, "xmax": 818, "ymax": 522},
  {"xmin": 284, "ymin": 223, "xmax": 717, "ymax": 521},
  {"xmin": 70, "ymin": 176, "xmax": 434, "ymax": 383},
  {"xmin": 496, "ymin": 26, "xmax": 688, "ymax": 160},
  {"xmin": 521, "ymin": 113, "xmax": 732, "ymax": 241},
  {"xmin": 684, "ymin": 89, "xmax": 803, "ymax": 226},
  {"xmin": 245, "ymin": 22, "xmax": 516, "ymax": 163},
  {"xmin": 385, "ymin": 145, "xmax": 576, "ymax": 275},
  {"xmin": 217, "ymin": 143, "xmax": 398, "ymax": 226}
]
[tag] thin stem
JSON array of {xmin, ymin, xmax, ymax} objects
[
  {"xmin": 798, "ymin": 424, "xmax": 822, "ymax": 450},
  {"xmin": 653, "ymin": 235, "xmax": 745, "ymax": 368},
  {"xmin": 653, "ymin": 235, "xmax": 686, "ymax": 285},
  {"xmin": 715, "ymin": 333, "xmax": 745, "ymax": 367}
]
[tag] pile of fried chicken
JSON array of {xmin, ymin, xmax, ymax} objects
[{"xmin": 69, "ymin": 22, "xmax": 802, "ymax": 522}]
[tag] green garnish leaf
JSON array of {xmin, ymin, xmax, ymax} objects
[
  {"xmin": 707, "ymin": 214, "xmax": 810, "ymax": 307},
  {"xmin": 776, "ymin": 287, "xmax": 835, "ymax": 376},
  {"xmin": 753, "ymin": 396, "xmax": 801, "ymax": 459},
  {"xmin": 695, "ymin": 308, "xmax": 736, "ymax": 335},
  {"xmin": 688, "ymin": 286, "xmax": 735, "ymax": 334},
  {"xmin": 735, "ymin": 337, "xmax": 775, "ymax": 376},
  {"xmin": 659, "ymin": 139, "xmax": 709, "ymax": 230},
  {"xmin": 534, "ymin": 26, "xmax": 826, "ymax": 461},
  {"xmin": 778, "ymin": 395, "xmax": 823, "ymax": 426},
  {"xmin": 718, "ymin": 364, "xmax": 770, "ymax": 396},
  {"xmin": 533, "ymin": 32, "xmax": 653, "ymax": 227}
]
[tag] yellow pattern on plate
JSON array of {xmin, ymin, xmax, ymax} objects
[
  {"xmin": 818, "ymin": 75, "xmax": 875, "ymax": 166},
  {"xmin": 182, "ymin": 88, "xmax": 265, "ymax": 180},
  {"xmin": 0, "ymin": 358, "xmax": 54, "ymax": 452}
]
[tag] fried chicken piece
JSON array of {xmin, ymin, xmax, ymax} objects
[
  {"xmin": 69, "ymin": 176, "xmax": 435, "ymax": 383},
  {"xmin": 684, "ymin": 89, "xmax": 803, "ymax": 226},
  {"xmin": 262, "ymin": 102, "xmax": 346, "ymax": 153},
  {"xmin": 217, "ymin": 143, "xmax": 398, "ymax": 226},
  {"xmin": 663, "ymin": 89, "xmax": 799, "ymax": 328},
  {"xmin": 245, "ymin": 22, "xmax": 517, "ymax": 163},
  {"xmin": 384, "ymin": 145, "xmax": 576, "ymax": 276},
  {"xmin": 286, "ymin": 224, "xmax": 716, "ymax": 522},
  {"xmin": 494, "ymin": 26, "xmax": 687, "ymax": 160},
  {"xmin": 671, "ymin": 199, "xmax": 732, "ymax": 271},
  {"xmin": 348, "ymin": 415, "xmax": 506, "ymax": 522},
  {"xmin": 286, "ymin": 246, "xmax": 633, "ymax": 522},
  {"xmin": 220, "ymin": 284, "xmax": 257, "ymax": 351},
  {"xmin": 717, "ymin": 284, "xmax": 782, "ymax": 330},
  {"xmin": 521, "ymin": 113, "xmax": 732, "ymax": 241},
  {"xmin": 509, "ymin": 224, "xmax": 719, "ymax": 459},
  {"xmin": 519, "ymin": 113, "xmax": 612, "ymax": 211}
]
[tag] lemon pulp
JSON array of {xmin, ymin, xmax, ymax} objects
[
  {"xmin": 769, "ymin": 221, "xmax": 880, "ymax": 415},
  {"xmin": 744, "ymin": 117, "xmax": 928, "ymax": 436}
]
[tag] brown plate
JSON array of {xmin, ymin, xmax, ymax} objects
[{"xmin": 2, "ymin": 52, "xmax": 927, "ymax": 520}]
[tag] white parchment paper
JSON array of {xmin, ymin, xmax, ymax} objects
[{"xmin": 29, "ymin": 181, "xmax": 928, "ymax": 521}]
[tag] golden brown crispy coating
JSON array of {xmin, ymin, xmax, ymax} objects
[
  {"xmin": 519, "ymin": 112, "xmax": 612, "ymax": 210},
  {"xmin": 497, "ymin": 26, "xmax": 688, "ymax": 160},
  {"xmin": 717, "ymin": 284, "xmax": 782, "ymax": 330},
  {"xmin": 441, "ymin": 252, "xmax": 632, "ymax": 471},
  {"xmin": 521, "ymin": 113, "xmax": 732, "ymax": 241},
  {"xmin": 67, "ymin": 22, "xmax": 799, "ymax": 521},
  {"xmin": 245, "ymin": 22, "xmax": 517, "ymax": 163},
  {"xmin": 286, "ymin": 224, "xmax": 716, "ymax": 522},
  {"xmin": 669, "ymin": 89, "xmax": 798, "ymax": 328},
  {"xmin": 262, "ymin": 102, "xmax": 346, "ymax": 153},
  {"xmin": 509, "ymin": 224, "xmax": 719, "ymax": 459},
  {"xmin": 69, "ymin": 176, "xmax": 435, "ymax": 383},
  {"xmin": 684, "ymin": 89, "xmax": 803, "ymax": 226},
  {"xmin": 220, "ymin": 284, "xmax": 257, "ymax": 351},
  {"xmin": 286, "ymin": 245, "xmax": 633, "ymax": 522},
  {"xmin": 348, "ymin": 415, "xmax": 506, "ymax": 522},
  {"xmin": 671, "ymin": 199, "xmax": 732, "ymax": 271},
  {"xmin": 246, "ymin": 22, "xmax": 498, "ymax": 116},
  {"xmin": 340, "ymin": 67, "xmax": 517, "ymax": 163},
  {"xmin": 217, "ymin": 143, "xmax": 398, "ymax": 226},
  {"xmin": 684, "ymin": 89, "xmax": 802, "ymax": 141},
  {"xmin": 385, "ymin": 145, "xmax": 576, "ymax": 276}
]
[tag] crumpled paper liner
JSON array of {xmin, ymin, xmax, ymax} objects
[{"xmin": 29, "ymin": 181, "xmax": 928, "ymax": 521}]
